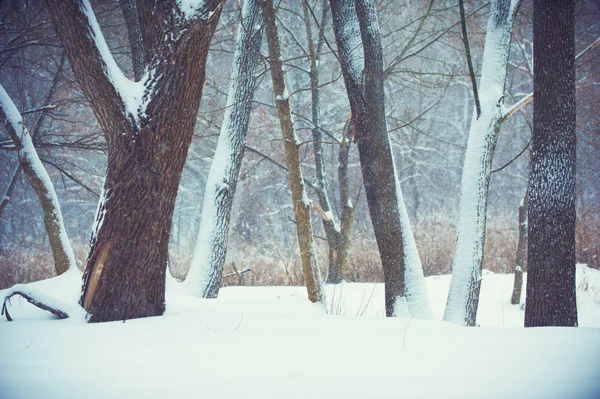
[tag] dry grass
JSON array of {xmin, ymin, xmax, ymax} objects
[{"xmin": 2, "ymin": 213, "xmax": 598, "ymax": 290}]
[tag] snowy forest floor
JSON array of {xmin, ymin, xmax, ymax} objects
[{"xmin": 1, "ymin": 265, "xmax": 599, "ymax": 398}]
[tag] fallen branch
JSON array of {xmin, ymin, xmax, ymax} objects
[
  {"xmin": 222, "ymin": 268, "xmax": 254, "ymax": 279},
  {"xmin": 2, "ymin": 285, "xmax": 70, "ymax": 321}
]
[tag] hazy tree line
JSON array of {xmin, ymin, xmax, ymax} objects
[{"xmin": 0, "ymin": 0, "xmax": 597, "ymax": 325}]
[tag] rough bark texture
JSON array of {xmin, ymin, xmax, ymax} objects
[
  {"xmin": 185, "ymin": 0, "xmax": 263, "ymax": 298},
  {"xmin": 525, "ymin": 0, "xmax": 578, "ymax": 327},
  {"xmin": 0, "ymin": 84, "xmax": 76, "ymax": 277},
  {"xmin": 44, "ymin": 0, "xmax": 222, "ymax": 322},
  {"xmin": 261, "ymin": 0, "xmax": 325, "ymax": 305},
  {"xmin": 511, "ymin": 191, "xmax": 528, "ymax": 305},
  {"xmin": 443, "ymin": 0, "xmax": 520, "ymax": 326},
  {"xmin": 119, "ymin": 0, "xmax": 146, "ymax": 81}
]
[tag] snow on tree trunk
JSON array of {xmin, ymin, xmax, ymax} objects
[
  {"xmin": 261, "ymin": 0, "xmax": 325, "ymax": 306},
  {"xmin": 184, "ymin": 0, "xmax": 263, "ymax": 299},
  {"xmin": 443, "ymin": 0, "xmax": 520, "ymax": 326},
  {"xmin": 330, "ymin": 0, "xmax": 432, "ymax": 318},
  {"xmin": 525, "ymin": 0, "xmax": 577, "ymax": 327},
  {"xmin": 44, "ymin": 0, "xmax": 223, "ymax": 322},
  {"xmin": 0, "ymin": 84, "xmax": 77, "ymax": 276}
]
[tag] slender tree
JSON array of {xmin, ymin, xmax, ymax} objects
[
  {"xmin": 525, "ymin": 0, "xmax": 577, "ymax": 327},
  {"xmin": 511, "ymin": 190, "xmax": 528, "ymax": 305},
  {"xmin": 329, "ymin": 0, "xmax": 431, "ymax": 318},
  {"xmin": 184, "ymin": 0, "xmax": 264, "ymax": 298},
  {"xmin": 302, "ymin": 1, "xmax": 355, "ymax": 284},
  {"xmin": 0, "ymin": 83, "xmax": 77, "ymax": 276},
  {"xmin": 443, "ymin": 0, "xmax": 521, "ymax": 326},
  {"xmin": 261, "ymin": 0, "xmax": 325, "ymax": 305},
  {"xmin": 41, "ymin": 0, "xmax": 223, "ymax": 322}
]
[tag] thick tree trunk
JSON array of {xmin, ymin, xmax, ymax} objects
[
  {"xmin": 0, "ymin": 84, "xmax": 77, "ymax": 276},
  {"xmin": 261, "ymin": 0, "xmax": 325, "ymax": 305},
  {"xmin": 511, "ymin": 191, "xmax": 528, "ymax": 305},
  {"xmin": 525, "ymin": 0, "xmax": 577, "ymax": 327},
  {"xmin": 330, "ymin": 0, "xmax": 431, "ymax": 318},
  {"xmin": 185, "ymin": 0, "xmax": 263, "ymax": 298},
  {"xmin": 44, "ymin": 0, "xmax": 222, "ymax": 322},
  {"xmin": 443, "ymin": 0, "xmax": 520, "ymax": 326}
]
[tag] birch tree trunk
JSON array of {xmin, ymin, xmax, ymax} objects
[
  {"xmin": 261, "ymin": 0, "xmax": 325, "ymax": 305},
  {"xmin": 44, "ymin": 0, "xmax": 223, "ymax": 322},
  {"xmin": 0, "ymin": 84, "xmax": 77, "ymax": 276},
  {"xmin": 330, "ymin": 0, "xmax": 431, "ymax": 318},
  {"xmin": 525, "ymin": 0, "xmax": 577, "ymax": 327},
  {"xmin": 443, "ymin": 0, "xmax": 521, "ymax": 326},
  {"xmin": 184, "ymin": 0, "xmax": 263, "ymax": 298}
]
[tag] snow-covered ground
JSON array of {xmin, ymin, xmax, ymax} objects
[{"xmin": 1, "ymin": 265, "xmax": 599, "ymax": 398}]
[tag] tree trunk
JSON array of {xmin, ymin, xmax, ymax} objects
[
  {"xmin": 302, "ymin": 1, "xmax": 353, "ymax": 285},
  {"xmin": 525, "ymin": 0, "xmax": 577, "ymax": 327},
  {"xmin": 184, "ymin": 0, "xmax": 263, "ymax": 298},
  {"xmin": 0, "ymin": 84, "xmax": 77, "ymax": 276},
  {"xmin": 330, "ymin": 0, "xmax": 431, "ymax": 318},
  {"xmin": 261, "ymin": 0, "xmax": 325, "ymax": 305},
  {"xmin": 443, "ymin": 0, "xmax": 520, "ymax": 326},
  {"xmin": 44, "ymin": 0, "xmax": 223, "ymax": 322},
  {"xmin": 511, "ymin": 191, "xmax": 528, "ymax": 305},
  {"xmin": 119, "ymin": 0, "xmax": 146, "ymax": 81}
]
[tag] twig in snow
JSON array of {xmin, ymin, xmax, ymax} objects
[{"xmin": 2, "ymin": 291, "xmax": 69, "ymax": 321}]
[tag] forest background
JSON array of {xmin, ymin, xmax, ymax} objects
[{"xmin": 1, "ymin": 0, "xmax": 598, "ymax": 290}]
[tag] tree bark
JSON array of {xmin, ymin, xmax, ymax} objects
[
  {"xmin": 330, "ymin": 0, "xmax": 431, "ymax": 318},
  {"xmin": 185, "ymin": 0, "xmax": 264, "ymax": 298},
  {"xmin": 119, "ymin": 0, "xmax": 146, "ymax": 81},
  {"xmin": 261, "ymin": 0, "xmax": 325, "ymax": 305},
  {"xmin": 44, "ymin": 0, "xmax": 223, "ymax": 322},
  {"xmin": 525, "ymin": 0, "xmax": 578, "ymax": 327},
  {"xmin": 443, "ymin": 0, "xmax": 520, "ymax": 326}
]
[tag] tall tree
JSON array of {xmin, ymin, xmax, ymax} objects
[
  {"xmin": 42, "ymin": 0, "xmax": 223, "ymax": 322},
  {"xmin": 184, "ymin": 0, "xmax": 264, "ymax": 298},
  {"xmin": 302, "ymin": 1, "xmax": 355, "ymax": 284},
  {"xmin": 443, "ymin": 0, "xmax": 521, "ymax": 326},
  {"xmin": 525, "ymin": 0, "xmax": 577, "ymax": 327},
  {"xmin": 329, "ymin": 0, "xmax": 432, "ymax": 318},
  {"xmin": 261, "ymin": 0, "xmax": 325, "ymax": 305}
]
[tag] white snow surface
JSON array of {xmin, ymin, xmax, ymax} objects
[{"xmin": 2, "ymin": 265, "xmax": 600, "ymax": 398}]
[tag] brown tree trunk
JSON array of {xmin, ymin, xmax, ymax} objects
[
  {"xmin": 44, "ymin": 0, "xmax": 223, "ymax": 322},
  {"xmin": 525, "ymin": 0, "xmax": 578, "ymax": 327},
  {"xmin": 261, "ymin": 0, "xmax": 325, "ymax": 305}
]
